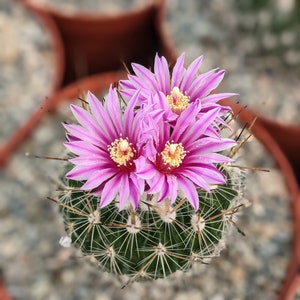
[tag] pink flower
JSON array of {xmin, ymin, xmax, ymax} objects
[
  {"xmin": 135, "ymin": 102, "xmax": 236, "ymax": 211},
  {"xmin": 120, "ymin": 53, "xmax": 236, "ymax": 120},
  {"xmin": 63, "ymin": 54, "xmax": 238, "ymax": 212},
  {"xmin": 63, "ymin": 88, "xmax": 145, "ymax": 210}
]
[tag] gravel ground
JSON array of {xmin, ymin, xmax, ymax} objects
[{"xmin": 1, "ymin": 0, "xmax": 299, "ymax": 299}]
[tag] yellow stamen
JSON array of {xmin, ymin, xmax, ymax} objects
[
  {"xmin": 108, "ymin": 137, "xmax": 134, "ymax": 166},
  {"xmin": 166, "ymin": 86, "xmax": 189, "ymax": 114},
  {"xmin": 161, "ymin": 141, "xmax": 186, "ymax": 168}
]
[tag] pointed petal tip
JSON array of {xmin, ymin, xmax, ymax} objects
[{"xmin": 86, "ymin": 90, "xmax": 94, "ymax": 98}]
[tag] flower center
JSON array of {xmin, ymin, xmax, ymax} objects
[
  {"xmin": 166, "ymin": 86, "xmax": 189, "ymax": 114},
  {"xmin": 161, "ymin": 141, "xmax": 186, "ymax": 168},
  {"xmin": 108, "ymin": 137, "xmax": 135, "ymax": 166}
]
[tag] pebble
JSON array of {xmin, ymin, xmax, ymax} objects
[{"xmin": 0, "ymin": 1, "xmax": 54, "ymax": 144}]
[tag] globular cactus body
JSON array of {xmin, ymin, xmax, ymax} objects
[{"xmin": 58, "ymin": 165, "xmax": 243, "ymax": 281}]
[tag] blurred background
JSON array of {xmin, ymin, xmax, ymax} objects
[{"xmin": 0, "ymin": 0, "xmax": 299, "ymax": 299}]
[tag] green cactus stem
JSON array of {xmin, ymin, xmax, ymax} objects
[{"xmin": 52, "ymin": 163, "xmax": 245, "ymax": 283}]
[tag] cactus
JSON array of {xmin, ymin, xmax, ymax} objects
[
  {"xmin": 50, "ymin": 53, "xmax": 247, "ymax": 284},
  {"xmin": 55, "ymin": 163, "xmax": 245, "ymax": 282}
]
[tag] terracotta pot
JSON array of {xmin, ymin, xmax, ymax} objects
[
  {"xmin": 0, "ymin": 277, "xmax": 13, "ymax": 300},
  {"xmin": 21, "ymin": 0, "xmax": 176, "ymax": 88},
  {"xmin": 220, "ymin": 98, "xmax": 300, "ymax": 300},
  {"xmin": 0, "ymin": 0, "xmax": 175, "ymax": 168}
]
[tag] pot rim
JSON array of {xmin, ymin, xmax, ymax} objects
[{"xmin": 22, "ymin": 0, "xmax": 164, "ymax": 21}]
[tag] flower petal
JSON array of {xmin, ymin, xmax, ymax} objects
[
  {"xmin": 104, "ymin": 88, "xmax": 123, "ymax": 134},
  {"xmin": 63, "ymin": 123, "xmax": 106, "ymax": 148},
  {"xmin": 191, "ymin": 69, "xmax": 225, "ymax": 99},
  {"xmin": 180, "ymin": 55, "xmax": 203, "ymax": 93},
  {"xmin": 171, "ymin": 53, "xmax": 186, "ymax": 88},
  {"xmin": 130, "ymin": 172, "xmax": 145, "ymax": 195},
  {"xmin": 181, "ymin": 108, "xmax": 221, "ymax": 145},
  {"xmin": 180, "ymin": 168, "xmax": 210, "ymax": 192},
  {"xmin": 185, "ymin": 152, "xmax": 233, "ymax": 164},
  {"xmin": 154, "ymin": 54, "xmax": 170, "ymax": 94},
  {"xmin": 66, "ymin": 165, "xmax": 100, "ymax": 181},
  {"xmin": 118, "ymin": 174, "xmax": 130, "ymax": 210},
  {"xmin": 182, "ymin": 165, "xmax": 225, "ymax": 187},
  {"xmin": 147, "ymin": 172, "xmax": 165, "ymax": 194},
  {"xmin": 69, "ymin": 155, "xmax": 110, "ymax": 166},
  {"xmin": 190, "ymin": 137, "xmax": 236, "ymax": 153},
  {"xmin": 177, "ymin": 175, "xmax": 199, "ymax": 210},
  {"xmin": 167, "ymin": 174, "xmax": 178, "ymax": 204},
  {"xmin": 81, "ymin": 168, "xmax": 116, "ymax": 190},
  {"xmin": 70, "ymin": 104, "xmax": 102, "ymax": 137},
  {"xmin": 87, "ymin": 90, "xmax": 118, "ymax": 141},
  {"xmin": 100, "ymin": 174, "xmax": 121, "ymax": 208},
  {"xmin": 201, "ymin": 93, "xmax": 238, "ymax": 105},
  {"xmin": 171, "ymin": 101, "xmax": 200, "ymax": 142},
  {"xmin": 64, "ymin": 141, "xmax": 102, "ymax": 157},
  {"xmin": 135, "ymin": 157, "xmax": 157, "ymax": 180},
  {"xmin": 131, "ymin": 63, "xmax": 157, "ymax": 90},
  {"xmin": 128, "ymin": 179, "xmax": 139, "ymax": 210},
  {"xmin": 157, "ymin": 178, "xmax": 170, "ymax": 203}
]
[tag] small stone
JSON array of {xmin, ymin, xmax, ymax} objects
[{"xmin": 174, "ymin": 290, "xmax": 203, "ymax": 300}]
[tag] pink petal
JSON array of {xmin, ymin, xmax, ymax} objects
[
  {"xmin": 177, "ymin": 175, "xmax": 199, "ymax": 210},
  {"xmin": 81, "ymin": 168, "xmax": 116, "ymax": 190},
  {"xmin": 171, "ymin": 101, "xmax": 200, "ymax": 142},
  {"xmin": 181, "ymin": 108, "xmax": 221, "ymax": 144},
  {"xmin": 166, "ymin": 174, "xmax": 178, "ymax": 204},
  {"xmin": 187, "ymin": 68, "xmax": 219, "ymax": 100},
  {"xmin": 124, "ymin": 89, "xmax": 142, "ymax": 138},
  {"xmin": 131, "ymin": 63, "xmax": 157, "ymax": 90},
  {"xmin": 64, "ymin": 141, "xmax": 102, "ymax": 156},
  {"xmin": 183, "ymin": 165, "xmax": 225, "ymax": 186},
  {"xmin": 130, "ymin": 172, "xmax": 145, "ymax": 195},
  {"xmin": 70, "ymin": 104, "xmax": 102, "ymax": 137},
  {"xmin": 185, "ymin": 152, "xmax": 233, "ymax": 164},
  {"xmin": 123, "ymin": 74, "xmax": 156, "ymax": 97},
  {"xmin": 154, "ymin": 54, "xmax": 170, "ymax": 94},
  {"xmin": 69, "ymin": 155, "xmax": 109, "ymax": 166},
  {"xmin": 128, "ymin": 180, "xmax": 139, "ymax": 210},
  {"xmin": 63, "ymin": 123, "xmax": 106, "ymax": 148},
  {"xmin": 119, "ymin": 78, "xmax": 135, "ymax": 91},
  {"xmin": 192, "ymin": 70, "xmax": 225, "ymax": 99},
  {"xmin": 100, "ymin": 174, "xmax": 121, "ymax": 208},
  {"xmin": 201, "ymin": 93, "xmax": 238, "ymax": 105},
  {"xmin": 147, "ymin": 172, "xmax": 165, "ymax": 194},
  {"xmin": 135, "ymin": 157, "xmax": 157, "ymax": 180},
  {"xmin": 118, "ymin": 174, "xmax": 130, "ymax": 210},
  {"xmin": 171, "ymin": 53, "xmax": 186, "ymax": 88},
  {"xmin": 87, "ymin": 91, "xmax": 118, "ymax": 140},
  {"xmin": 157, "ymin": 179, "xmax": 169, "ymax": 203},
  {"xmin": 190, "ymin": 138, "xmax": 236, "ymax": 153},
  {"xmin": 104, "ymin": 88, "xmax": 123, "ymax": 134},
  {"xmin": 180, "ymin": 55, "xmax": 203, "ymax": 93},
  {"xmin": 66, "ymin": 164, "xmax": 101, "ymax": 180},
  {"xmin": 150, "ymin": 92, "xmax": 178, "ymax": 122},
  {"xmin": 180, "ymin": 168, "xmax": 210, "ymax": 192}
]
